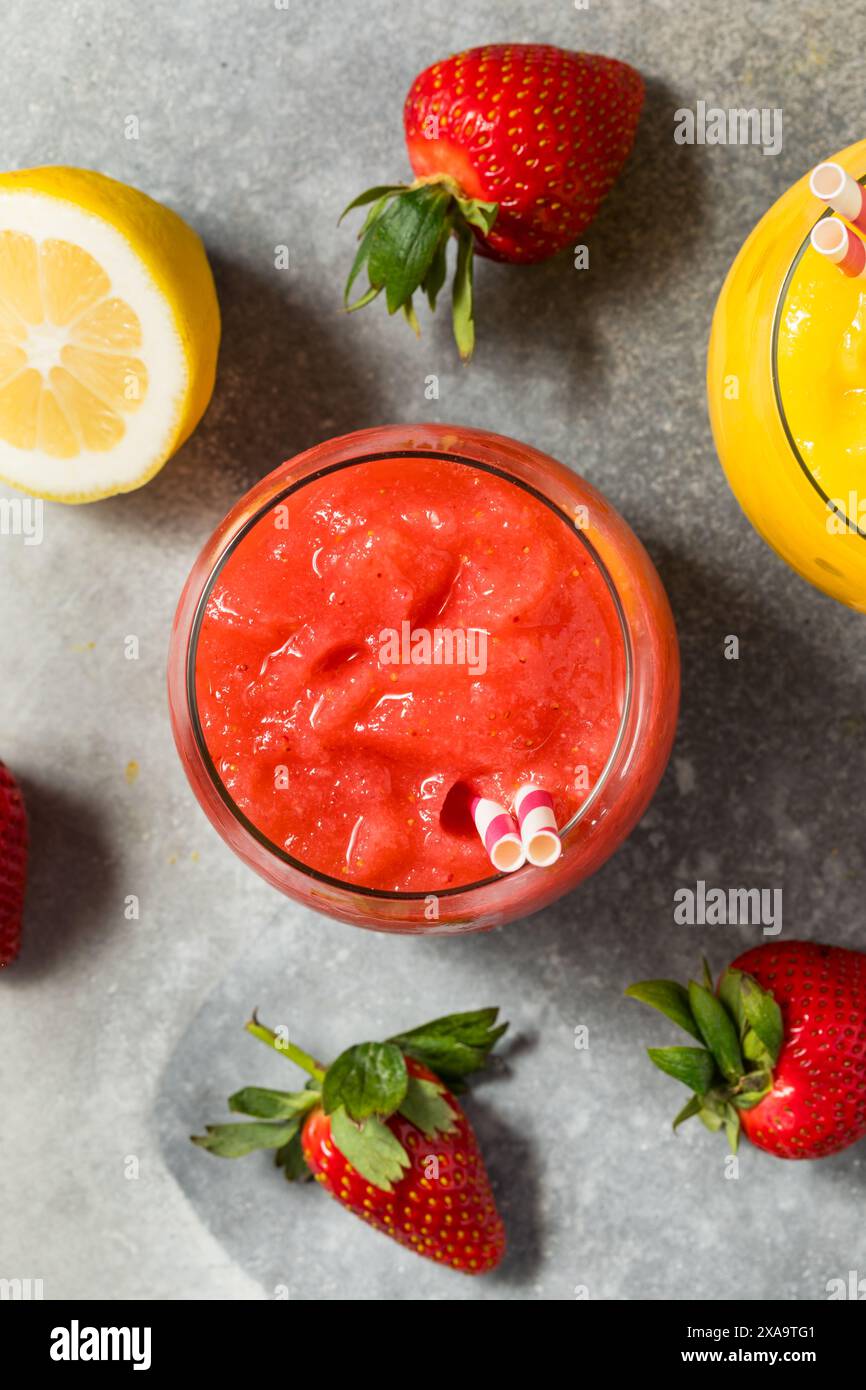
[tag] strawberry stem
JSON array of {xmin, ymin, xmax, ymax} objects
[
  {"xmin": 246, "ymin": 1015, "xmax": 326, "ymax": 1083},
  {"xmin": 341, "ymin": 179, "xmax": 497, "ymax": 360}
]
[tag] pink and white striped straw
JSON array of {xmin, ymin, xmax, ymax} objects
[
  {"xmin": 809, "ymin": 162, "xmax": 866, "ymax": 232},
  {"xmin": 810, "ymin": 217, "xmax": 866, "ymax": 279},
  {"xmin": 514, "ymin": 784, "xmax": 562, "ymax": 867},
  {"xmin": 470, "ymin": 796, "xmax": 525, "ymax": 873}
]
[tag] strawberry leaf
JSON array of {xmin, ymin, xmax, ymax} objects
[
  {"xmin": 346, "ymin": 282, "xmax": 383, "ymax": 313},
  {"xmin": 338, "ymin": 184, "xmax": 408, "ymax": 224},
  {"xmin": 740, "ymin": 975, "xmax": 783, "ymax": 1065},
  {"xmin": 366, "ymin": 184, "xmax": 452, "ymax": 315},
  {"xmin": 625, "ymin": 979, "xmax": 703, "ymax": 1042},
  {"xmin": 698, "ymin": 1090, "xmax": 728, "ymax": 1132},
  {"xmin": 275, "ymin": 1129, "xmax": 313, "ymax": 1182},
  {"xmin": 345, "ymin": 213, "xmax": 386, "ymax": 308},
  {"xmin": 688, "ymin": 981, "xmax": 744, "ymax": 1082},
  {"xmin": 672, "ymin": 1093, "xmax": 702, "ymax": 1131},
  {"xmin": 647, "ymin": 1045, "xmax": 716, "ymax": 1094},
  {"xmin": 423, "ymin": 227, "xmax": 450, "ymax": 312},
  {"xmin": 191, "ymin": 1119, "xmax": 300, "ymax": 1158},
  {"xmin": 724, "ymin": 1103, "xmax": 741, "ymax": 1154},
  {"xmin": 330, "ymin": 1108, "xmax": 410, "ymax": 1193},
  {"xmin": 402, "ymin": 297, "xmax": 421, "ymax": 336},
  {"xmin": 731, "ymin": 1068, "xmax": 773, "ymax": 1110},
  {"xmin": 344, "ymin": 192, "xmax": 412, "ymax": 309},
  {"xmin": 322, "ymin": 1041, "xmax": 408, "ymax": 1122},
  {"xmin": 717, "ymin": 967, "xmax": 747, "ymax": 1036},
  {"xmin": 388, "ymin": 1007, "xmax": 507, "ymax": 1086},
  {"xmin": 452, "ymin": 224, "xmax": 476, "ymax": 361},
  {"xmin": 453, "ymin": 195, "xmax": 499, "ymax": 235},
  {"xmin": 228, "ymin": 1086, "xmax": 318, "ymax": 1120},
  {"xmin": 398, "ymin": 1073, "xmax": 458, "ymax": 1138}
]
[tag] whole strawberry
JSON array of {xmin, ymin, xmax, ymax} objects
[
  {"xmin": 193, "ymin": 1007, "xmax": 508, "ymax": 1274},
  {"xmin": 627, "ymin": 942, "xmax": 866, "ymax": 1159},
  {"xmin": 342, "ymin": 44, "xmax": 644, "ymax": 357},
  {"xmin": 0, "ymin": 760, "xmax": 28, "ymax": 967}
]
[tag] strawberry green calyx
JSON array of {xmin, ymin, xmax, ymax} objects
[
  {"xmin": 387, "ymin": 1005, "xmax": 508, "ymax": 1091},
  {"xmin": 191, "ymin": 1007, "xmax": 508, "ymax": 1192},
  {"xmin": 340, "ymin": 176, "xmax": 498, "ymax": 361},
  {"xmin": 626, "ymin": 964, "xmax": 783, "ymax": 1152},
  {"xmin": 191, "ymin": 1014, "xmax": 322, "ymax": 1177}
]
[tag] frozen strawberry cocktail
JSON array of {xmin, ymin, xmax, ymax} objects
[
  {"xmin": 193, "ymin": 454, "xmax": 625, "ymax": 893},
  {"xmin": 169, "ymin": 425, "xmax": 678, "ymax": 932}
]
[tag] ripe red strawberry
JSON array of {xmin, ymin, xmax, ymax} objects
[
  {"xmin": 193, "ymin": 1007, "xmax": 508, "ymax": 1274},
  {"xmin": 0, "ymin": 760, "xmax": 28, "ymax": 967},
  {"xmin": 342, "ymin": 44, "xmax": 643, "ymax": 356},
  {"xmin": 405, "ymin": 45, "xmax": 644, "ymax": 264},
  {"xmin": 628, "ymin": 942, "xmax": 866, "ymax": 1160},
  {"xmin": 302, "ymin": 1056, "xmax": 504, "ymax": 1273}
]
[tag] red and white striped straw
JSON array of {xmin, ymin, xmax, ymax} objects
[
  {"xmin": 810, "ymin": 217, "xmax": 866, "ymax": 279},
  {"xmin": 809, "ymin": 162, "xmax": 866, "ymax": 232},
  {"xmin": 470, "ymin": 796, "xmax": 525, "ymax": 873},
  {"xmin": 514, "ymin": 784, "xmax": 562, "ymax": 867}
]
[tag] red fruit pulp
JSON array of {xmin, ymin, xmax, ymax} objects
[
  {"xmin": 194, "ymin": 455, "xmax": 625, "ymax": 892},
  {"xmin": 732, "ymin": 941, "xmax": 866, "ymax": 1159}
]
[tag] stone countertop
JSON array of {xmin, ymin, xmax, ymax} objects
[{"xmin": 1, "ymin": 0, "xmax": 864, "ymax": 1300}]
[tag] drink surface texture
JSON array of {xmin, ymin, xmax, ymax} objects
[{"xmin": 194, "ymin": 455, "xmax": 625, "ymax": 891}]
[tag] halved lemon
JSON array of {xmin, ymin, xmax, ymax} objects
[{"xmin": 0, "ymin": 166, "xmax": 220, "ymax": 502}]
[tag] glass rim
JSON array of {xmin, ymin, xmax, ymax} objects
[
  {"xmin": 185, "ymin": 446, "xmax": 635, "ymax": 901},
  {"xmin": 770, "ymin": 184, "xmax": 866, "ymax": 542}
]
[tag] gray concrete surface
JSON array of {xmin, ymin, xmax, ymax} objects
[{"xmin": 2, "ymin": 0, "xmax": 865, "ymax": 1301}]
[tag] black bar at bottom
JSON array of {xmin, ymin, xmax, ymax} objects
[{"xmin": 1, "ymin": 1297, "xmax": 859, "ymax": 1371}]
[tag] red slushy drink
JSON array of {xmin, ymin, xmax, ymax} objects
[
  {"xmin": 169, "ymin": 425, "xmax": 678, "ymax": 932},
  {"xmin": 194, "ymin": 454, "xmax": 625, "ymax": 892}
]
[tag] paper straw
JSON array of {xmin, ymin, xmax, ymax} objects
[
  {"xmin": 809, "ymin": 162, "xmax": 866, "ymax": 232},
  {"xmin": 810, "ymin": 217, "xmax": 866, "ymax": 279},
  {"xmin": 514, "ymin": 784, "xmax": 562, "ymax": 867},
  {"xmin": 470, "ymin": 796, "xmax": 525, "ymax": 873}
]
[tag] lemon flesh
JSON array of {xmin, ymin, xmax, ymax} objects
[{"xmin": 0, "ymin": 167, "xmax": 220, "ymax": 502}]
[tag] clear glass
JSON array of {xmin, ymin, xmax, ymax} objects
[
  {"xmin": 168, "ymin": 423, "xmax": 679, "ymax": 934},
  {"xmin": 708, "ymin": 137, "xmax": 866, "ymax": 611}
]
